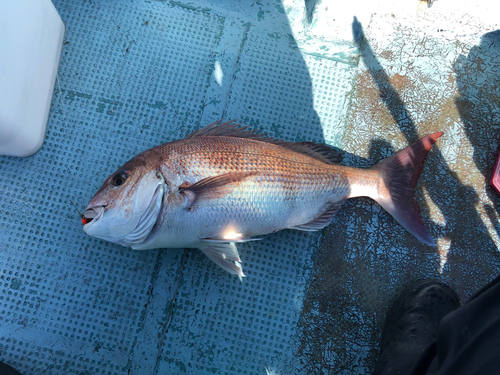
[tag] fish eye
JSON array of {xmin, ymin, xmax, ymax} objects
[{"xmin": 112, "ymin": 171, "xmax": 127, "ymax": 186}]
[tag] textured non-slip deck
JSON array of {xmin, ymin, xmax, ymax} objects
[{"xmin": 0, "ymin": 1, "xmax": 499, "ymax": 374}]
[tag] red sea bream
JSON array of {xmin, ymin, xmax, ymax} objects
[{"xmin": 83, "ymin": 121, "xmax": 443, "ymax": 277}]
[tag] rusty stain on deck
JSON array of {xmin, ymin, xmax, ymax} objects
[{"xmin": 296, "ymin": 20, "xmax": 500, "ymax": 375}]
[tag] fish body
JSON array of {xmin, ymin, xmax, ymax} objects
[{"xmin": 83, "ymin": 121, "xmax": 443, "ymax": 276}]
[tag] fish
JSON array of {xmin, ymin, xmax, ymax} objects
[{"xmin": 82, "ymin": 120, "xmax": 443, "ymax": 277}]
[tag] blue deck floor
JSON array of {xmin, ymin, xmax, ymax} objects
[{"xmin": 1, "ymin": 1, "xmax": 499, "ymax": 374}]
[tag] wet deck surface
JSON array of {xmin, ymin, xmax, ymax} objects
[{"xmin": 0, "ymin": 0, "xmax": 499, "ymax": 374}]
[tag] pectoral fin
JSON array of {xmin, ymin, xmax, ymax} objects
[
  {"xmin": 180, "ymin": 171, "xmax": 257, "ymax": 208},
  {"xmin": 197, "ymin": 242, "xmax": 245, "ymax": 278}
]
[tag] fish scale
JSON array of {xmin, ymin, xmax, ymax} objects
[
  {"xmin": 83, "ymin": 121, "xmax": 443, "ymax": 276},
  {"xmin": 164, "ymin": 146, "xmax": 341, "ymax": 219}
]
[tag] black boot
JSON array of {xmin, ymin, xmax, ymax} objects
[
  {"xmin": 373, "ymin": 280, "xmax": 461, "ymax": 375},
  {"xmin": 0, "ymin": 362, "xmax": 23, "ymax": 375}
]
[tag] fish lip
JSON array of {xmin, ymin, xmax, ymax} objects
[{"xmin": 83, "ymin": 206, "xmax": 105, "ymax": 226}]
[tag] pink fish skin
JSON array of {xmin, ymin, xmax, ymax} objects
[{"xmin": 83, "ymin": 121, "xmax": 443, "ymax": 277}]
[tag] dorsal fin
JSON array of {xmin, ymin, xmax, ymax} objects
[
  {"xmin": 187, "ymin": 120, "xmax": 263, "ymax": 139},
  {"xmin": 289, "ymin": 141, "xmax": 343, "ymax": 164},
  {"xmin": 188, "ymin": 120, "xmax": 342, "ymax": 164}
]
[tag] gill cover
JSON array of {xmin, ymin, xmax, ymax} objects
[{"xmin": 83, "ymin": 170, "xmax": 165, "ymax": 247}]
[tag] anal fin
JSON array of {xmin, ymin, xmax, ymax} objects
[{"xmin": 291, "ymin": 200, "xmax": 345, "ymax": 231}]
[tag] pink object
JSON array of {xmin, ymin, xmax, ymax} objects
[{"xmin": 491, "ymin": 151, "xmax": 500, "ymax": 194}]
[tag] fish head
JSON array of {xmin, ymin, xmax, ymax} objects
[{"xmin": 83, "ymin": 154, "xmax": 166, "ymax": 248}]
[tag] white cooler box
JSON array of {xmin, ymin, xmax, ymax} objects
[{"xmin": 0, "ymin": 0, "xmax": 65, "ymax": 157}]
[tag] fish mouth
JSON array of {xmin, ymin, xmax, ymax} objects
[{"xmin": 83, "ymin": 206, "xmax": 105, "ymax": 226}]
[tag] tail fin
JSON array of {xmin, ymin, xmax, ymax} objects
[{"xmin": 371, "ymin": 132, "xmax": 443, "ymax": 246}]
